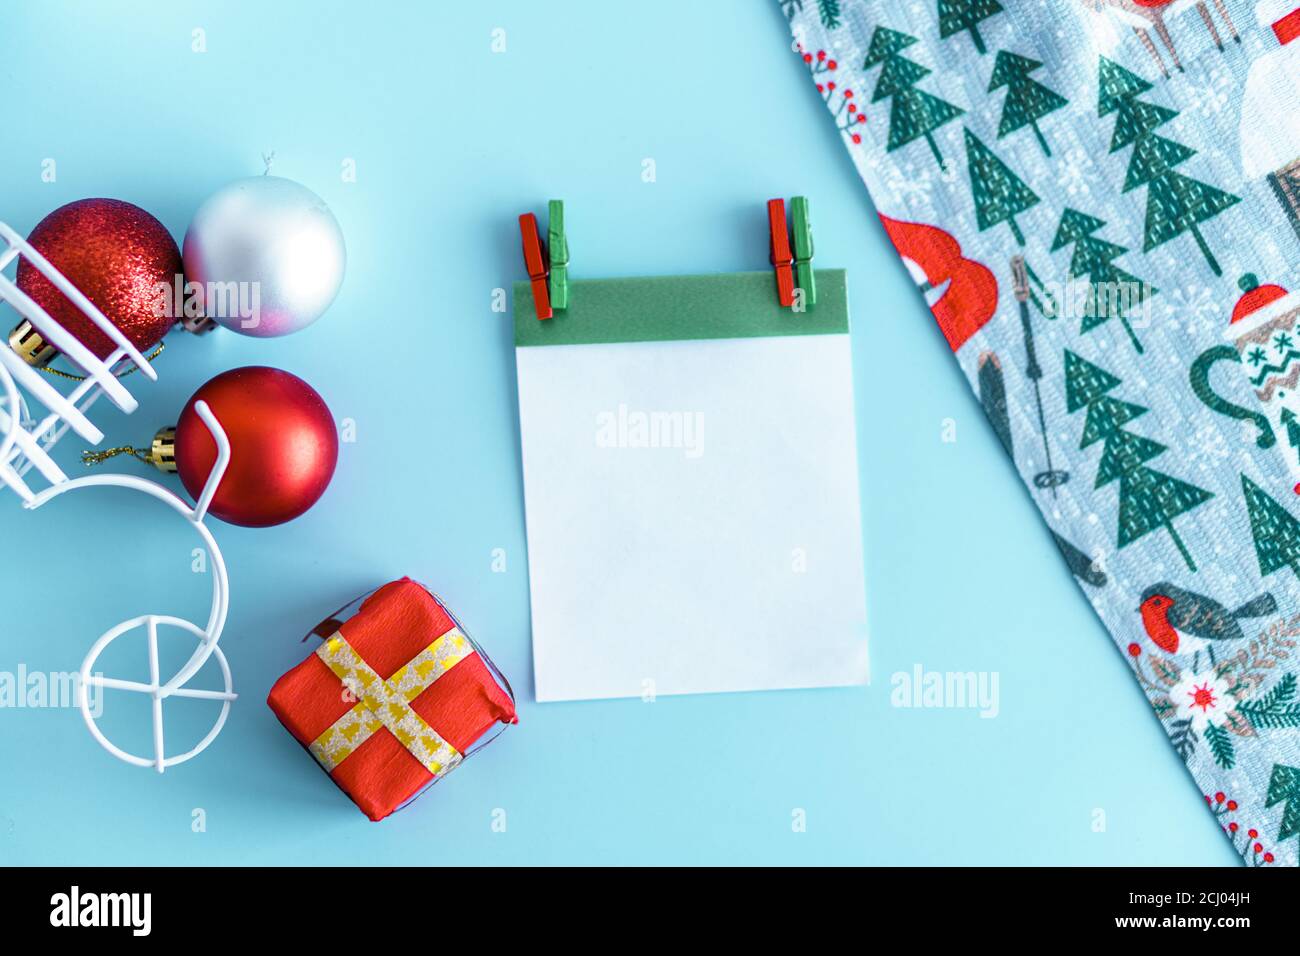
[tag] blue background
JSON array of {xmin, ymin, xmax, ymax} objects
[{"xmin": 0, "ymin": 0, "xmax": 1237, "ymax": 865}]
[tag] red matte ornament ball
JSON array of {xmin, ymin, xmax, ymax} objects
[
  {"xmin": 175, "ymin": 366, "xmax": 338, "ymax": 528},
  {"xmin": 16, "ymin": 199, "xmax": 181, "ymax": 360}
]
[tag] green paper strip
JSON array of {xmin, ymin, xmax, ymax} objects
[{"xmin": 514, "ymin": 269, "xmax": 847, "ymax": 348}]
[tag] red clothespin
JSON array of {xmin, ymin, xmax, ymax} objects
[
  {"xmin": 767, "ymin": 198, "xmax": 795, "ymax": 308},
  {"xmin": 519, "ymin": 212, "xmax": 552, "ymax": 320}
]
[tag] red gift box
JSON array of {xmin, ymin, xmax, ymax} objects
[{"xmin": 268, "ymin": 577, "xmax": 517, "ymax": 820}]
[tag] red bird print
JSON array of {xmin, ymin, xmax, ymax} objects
[
  {"xmin": 1139, "ymin": 584, "xmax": 1277, "ymax": 655},
  {"xmin": 1140, "ymin": 593, "xmax": 1183, "ymax": 653}
]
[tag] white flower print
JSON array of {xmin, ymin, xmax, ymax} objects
[{"xmin": 1169, "ymin": 670, "xmax": 1237, "ymax": 733}]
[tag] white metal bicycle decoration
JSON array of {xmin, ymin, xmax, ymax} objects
[{"xmin": 0, "ymin": 220, "xmax": 236, "ymax": 771}]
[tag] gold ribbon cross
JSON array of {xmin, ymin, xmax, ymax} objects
[{"xmin": 308, "ymin": 628, "xmax": 471, "ymax": 777}]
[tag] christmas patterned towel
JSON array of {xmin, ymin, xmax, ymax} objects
[{"xmin": 780, "ymin": 0, "xmax": 1300, "ymax": 865}]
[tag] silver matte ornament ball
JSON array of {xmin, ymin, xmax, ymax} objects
[{"xmin": 182, "ymin": 176, "xmax": 346, "ymax": 337}]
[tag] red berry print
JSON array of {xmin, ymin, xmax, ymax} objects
[
  {"xmin": 1211, "ymin": 793, "xmax": 1280, "ymax": 865},
  {"xmin": 800, "ymin": 51, "xmax": 866, "ymax": 145}
]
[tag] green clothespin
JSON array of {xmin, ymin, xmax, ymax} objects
[
  {"xmin": 790, "ymin": 196, "xmax": 815, "ymax": 309},
  {"xmin": 548, "ymin": 199, "xmax": 569, "ymax": 311}
]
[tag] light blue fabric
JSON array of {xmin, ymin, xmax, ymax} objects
[{"xmin": 782, "ymin": 0, "xmax": 1300, "ymax": 865}]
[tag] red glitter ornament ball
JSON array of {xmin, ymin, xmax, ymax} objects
[
  {"xmin": 16, "ymin": 198, "xmax": 181, "ymax": 360},
  {"xmin": 175, "ymin": 366, "xmax": 338, "ymax": 528}
]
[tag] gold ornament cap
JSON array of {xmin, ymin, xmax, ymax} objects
[
  {"xmin": 178, "ymin": 313, "xmax": 218, "ymax": 335},
  {"xmin": 81, "ymin": 426, "xmax": 177, "ymax": 472},
  {"xmin": 150, "ymin": 426, "xmax": 178, "ymax": 472},
  {"xmin": 8, "ymin": 320, "xmax": 56, "ymax": 367}
]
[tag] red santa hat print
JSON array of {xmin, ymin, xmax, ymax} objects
[
  {"xmin": 879, "ymin": 215, "xmax": 999, "ymax": 352},
  {"xmin": 1229, "ymin": 273, "xmax": 1300, "ymax": 335}
]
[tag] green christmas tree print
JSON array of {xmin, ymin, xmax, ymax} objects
[
  {"xmin": 1098, "ymin": 55, "xmax": 1152, "ymax": 113},
  {"xmin": 938, "ymin": 0, "xmax": 1003, "ymax": 55},
  {"xmin": 1282, "ymin": 408, "xmax": 1300, "ymax": 462},
  {"xmin": 864, "ymin": 27, "xmax": 964, "ymax": 169},
  {"xmin": 1095, "ymin": 429, "xmax": 1167, "ymax": 486},
  {"xmin": 964, "ymin": 128, "xmax": 1039, "ymax": 246},
  {"xmin": 1051, "ymin": 207, "xmax": 1156, "ymax": 355},
  {"xmin": 1243, "ymin": 475, "xmax": 1300, "ymax": 580},
  {"xmin": 1066, "ymin": 350, "xmax": 1212, "ymax": 570},
  {"xmin": 1080, "ymin": 394, "xmax": 1147, "ymax": 446},
  {"xmin": 1115, "ymin": 467, "xmax": 1212, "ymax": 566},
  {"xmin": 1266, "ymin": 764, "xmax": 1300, "ymax": 850},
  {"xmin": 989, "ymin": 51, "xmax": 1067, "ymax": 156},
  {"xmin": 1097, "ymin": 57, "xmax": 1240, "ymax": 276},
  {"xmin": 817, "ymin": 0, "xmax": 842, "ymax": 28}
]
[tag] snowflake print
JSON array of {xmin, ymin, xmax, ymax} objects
[
  {"xmin": 1057, "ymin": 148, "xmax": 1095, "ymax": 199},
  {"xmin": 1275, "ymin": 331, "xmax": 1295, "ymax": 353},
  {"xmin": 1163, "ymin": 281, "xmax": 1221, "ymax": 333},
  {"xmin": 1186, "ymin": 425, "xmax": 1231, "ymax": 469},
  {"xmin": 1248, "ymin": 345, "xmax": 1268, "ymax": 366},
  {"xmin": 1187, "ymin": 67, "xmax": 1232, "ymax": 119},
  {"xmin": 882, "ymin": 161, "xmax": 934, "ymax": 211}
]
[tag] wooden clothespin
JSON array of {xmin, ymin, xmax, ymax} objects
[
  {"xmin": 790, "ymin": 196, "xmax": 816, "ymax": 309},
  {"xmin": 519, "ymin": 212, "xmax": 552, "ymax": 320},
  {"xmin": 767, "ymin": 199, "xmax": 795, "ymax": 308},
  {"xmin": 548, "ymin": 200, "xmax": 569, "ymax": 312}
]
